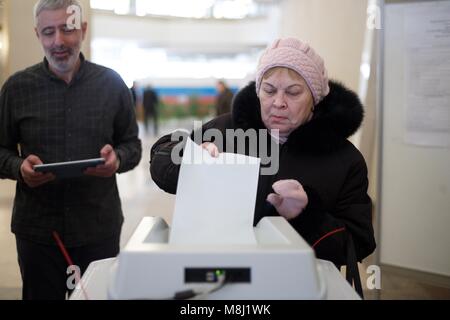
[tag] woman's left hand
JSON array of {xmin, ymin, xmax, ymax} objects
[
  {"xmin": 201, "ymin": 142, "xmax": 220, "ymax": 158},
  {"xmin": 266, "ymin": 180, "xmax": 308, "ymax": 220}
]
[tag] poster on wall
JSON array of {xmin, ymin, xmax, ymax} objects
[{"xmin": 403, "ymin": 1, "xmax": 450, "ymax": 148}]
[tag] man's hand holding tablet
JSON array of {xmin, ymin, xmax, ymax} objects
[
  {"xmin": 22, "ymin": 155, "xmax": 56, "ymax": 188},
  {"xmin": 25, "ymin": 145, "xmax": 119, "ymax": 186},
  {"xmin": 84, "ymin": 145, "xmax": 120, "ymax": 178}
]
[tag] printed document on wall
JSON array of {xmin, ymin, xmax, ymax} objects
[{"xmin": 404, "ymin": 1, "xmax": 450, "ymax": 148}]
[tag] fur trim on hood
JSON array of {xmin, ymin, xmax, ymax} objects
[{"xmin": 232, "ymin": 81, "xmax": 364, "ymax": 152}]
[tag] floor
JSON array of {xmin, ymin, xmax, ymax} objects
[{"xmin": 0, "ymin": 120, "xmax": 449, "ymax": 300}]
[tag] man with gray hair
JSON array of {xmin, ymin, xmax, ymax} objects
[{"xmin": 0, "ymin": 0, "xmax": 142, "ymax": 299}]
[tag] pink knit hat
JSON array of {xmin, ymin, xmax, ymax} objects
[{"xmin": 255, "ymin": 38, "xmax": 330, "ymax": 105}]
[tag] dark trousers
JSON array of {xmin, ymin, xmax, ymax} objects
[
  {"xmin": 144, "ymin": 110, "xmax": 158, "ymax": 136},
  {"xmin": 16, "ymin": 235, "xmax": 120, "ymax": 300}
]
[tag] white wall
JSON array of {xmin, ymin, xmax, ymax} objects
[
  {"xmin": 381, "ymin": 2, "xmax": 450, "ymax": 277},
  {"xmin": 279, "ymin": 0, "xmax": 368, "ymax": 92},
  {"xmin": 0, "ymin": 4, "xmax": 5, "ymax": 84}
]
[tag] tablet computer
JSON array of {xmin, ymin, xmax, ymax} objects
[{"xmin": 33, "ymin": 158, "xmax": 105, "ymax": 178}]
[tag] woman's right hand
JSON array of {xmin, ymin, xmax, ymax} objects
[
  {"xmin": 201, "ymin": 142, "xmax": 220, "ymax": 158},
  {"xmin": 267, "ymin": 179, "xmax": 308, "ymax": 220}
]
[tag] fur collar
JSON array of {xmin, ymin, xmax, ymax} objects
[{"xmin": 232, "ymin": 81, "xmax": 364, "ymax": 152}]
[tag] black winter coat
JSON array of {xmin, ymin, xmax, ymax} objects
[{"xmin": 150, "ymin": 81, "xmax": 376, "ymax": 267}]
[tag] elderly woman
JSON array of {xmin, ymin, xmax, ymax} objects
[{"xmin": 150, "ymin": 38, "xmax": 376, "ymax": 294}]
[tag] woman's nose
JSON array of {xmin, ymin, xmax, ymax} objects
[{"xmin": 273, "ymin": 93, "xmax": 287, "ymax": 109}]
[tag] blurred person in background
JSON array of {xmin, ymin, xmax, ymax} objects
[
  {"xmin": 143, "ymin": 85, "xmax": 160, "ymax": 136},
  {"xmin": 215, "ymin": 80, "xmax": 234, "ymax": 116}
]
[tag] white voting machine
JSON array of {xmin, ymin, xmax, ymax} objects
[
  {"xmin": 71, "ymin": 138, "xmax": 360, "ymax": 300},
  {"xmin": 70, "ymin": 216, "xmax": 360, "ymax": 300},
  {"xmin": 108, "ymin": 216, "xmax": 325, "ymax": 300}
]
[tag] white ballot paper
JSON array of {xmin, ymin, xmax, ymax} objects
[{"xmin": 169, "ymin": 138, "xmax": 260, "ymax": 245}]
